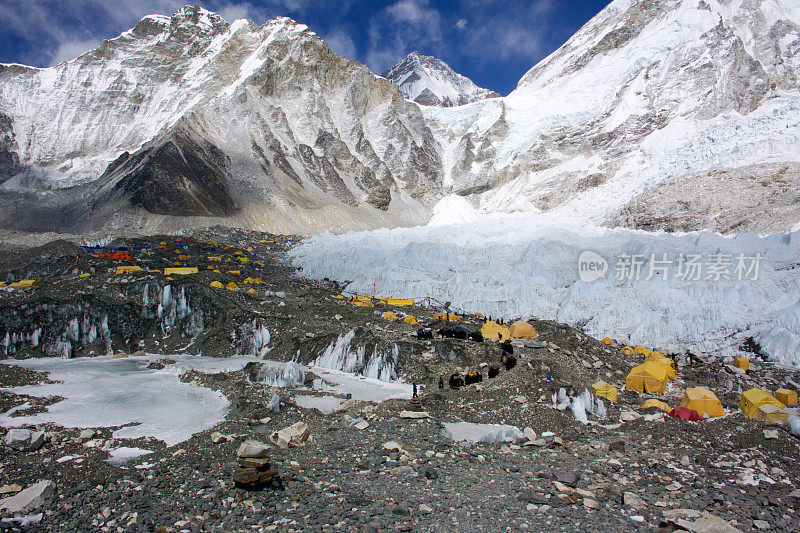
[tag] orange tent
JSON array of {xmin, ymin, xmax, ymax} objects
[
  {"xmin": 509, "ymin": 321, "xmax": 537, "ymax": 338},
  {"xmin": 641, "ymin": 399, "xmax": 671, "ymax": 412},
  {"xmin": 775, "ymin": 388, "xmax": 798, "ymax": 407},
  {"xmin": 681, "ymin": 387, "xmax": 724, "ymax": 418}
]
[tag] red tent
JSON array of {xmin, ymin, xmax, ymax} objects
[{"xmin": 669, "ymin": 406, "xmax": 702, "ymax": 421}]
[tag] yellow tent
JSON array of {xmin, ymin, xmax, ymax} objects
[
  {"xmin": 226, "ymin": 282, "xmax": 238, "ymax": 291},
  {"xmin": 403, "ymin": 315, "xmax": 419, "ymax": 325},
  {"xmin": 739, "ymin": 388, "xmax": 783, "ymax": 419},
  {"xmin": 681, "ymin": 387, "xmax": 724, "ymax": 418},
  {"xmin": 228, "ymin": 270, "xmax": 241, "ymax": 275},
  {"xmin": 334, "ymin": 295, "xmax": 346, "ymax": 300},
  {"xmin": 210, "ymin": 281, "xmax": 224, "ymax": 288},
  {"xmin": 641, "ymin": 399, "xmax": 671, "ymax": 412},
  {"xmin": 601, "ymin": 337, "xmax": 615, "ymax": 345},
  {"xmin": 509, "ymin": 321, "xmax": 538, "ymax": 338},
  {"xmin": 387, "ymin": 298, "xmax": 414, "ymax": 306},
  {"xmin": 755, "ymin": 404, "xmax": 788, "ymax": 424},
  {"xmin": 79, "ymin": 272, "xmax": 91, "ymax": 278},
  {"xmin": 382, "ymin": 311, "xmax": 398, "ymax": 320},
  {"xmin": 634, "ymin": 346, "xmax": 650, "ymax": 355},
  {"xmin": 481, "ymin": 320, "xmax": 510, "ymax": 340},
  {"xmin": 115, "ymin": 266, "xmax": 143, "ymax": 274},
  {"xmin": 775, "ymin": 388, "xmax": 798, "ymax": 407},
  {"xmin": 246, "ymin": 288, "xmax": 258, "ymax": 295},
  {"xmin": 164, "ymin": 267, "xmax": 198, "ymax": 275},
  {"xmin": 733, "ymin": 357, "xmax": 750, "ymax": 371},
  {"xmin": 8, "ymin": 280, "xmax": 39, "ymax": 289},
  {"xmin": 354, "ymin": 300, "xmax": 374, "ymax": 308},
  {"xmin": 590, "ymin": 381, "xmax": 618, "ymax": 402},
  {"xmin": 648, "ymin": 357, "xmax": 676, "ymax": 380},
  {"xmin": 620, "ymin": 346, "xmax": 636, "ymax": 356},
  {"xmin": 207, "ymin": 256, "xmax": 222, "ymax": 261},
  {"xmin": 646, "ymin": 352, "xmax": 672, "ymax": 363},
  {"xmin": 433, "ymin": 312, "xmax": 461, "ymax": 322},
  {"xmin": 625, "ymin": 362, "xmax": 668, "ymax": 394}
]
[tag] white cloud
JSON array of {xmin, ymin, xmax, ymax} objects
[
  {"xmin": 456, "ymin": 18, "xmax": 467, "ymax": 29},
  {"xmin": 324, "ymin": 29, "xmax": 357, "ymax": 60},
  {"xmin": 365, "ymin": 0, "xmax": 443, "ymax": 73},
  {"xmin": 218, "ymin": 3, "xmax": 256, "ymax": 23},
  {"xmin": 453, "ymin": 0, "xmax": 552, "ymax": 64},
  {"xmin": 51, "ymin": 38, "xmax": 100, "ymax": 65}
]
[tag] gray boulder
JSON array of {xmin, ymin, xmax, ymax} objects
[
  {"xmin": 236, "ymin": 439, "xmax": 271, "ymax": 459},
  {"xmin": 4, "ymin": 429, "xmax": 45, "ymax": 452},
  {"xmin": 0, "ymin": 481, "xmax": 54, "ymax": 515}
]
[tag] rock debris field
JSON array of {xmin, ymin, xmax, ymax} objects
[{"xmin": 0, "ymin": 228, "xmax": 799, "ymax": 532}]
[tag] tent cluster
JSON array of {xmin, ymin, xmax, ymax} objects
[
  {"xmin": 623, "ymin": 345, "xmax": 677, "ymax": 394},
  {"xmin": 740, "ymin": 388, "xmax": 792, "ymax": 423},
  {"xmin": 343, "ymin": 294, "xmax": 415, "ymax": 309}
]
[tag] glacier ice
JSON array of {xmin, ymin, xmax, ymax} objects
[
  {"xmin": 291, "ymin": 218, "xmax": 800, "ymax": 367},
  {"xmin": 571, "ymin": 397, "xmax": 588, "ymax": 425},
  {"xmin": 314, "ymin": 329, "xmax": 399, "ymax": 381},
  {"xmin": 257, "ymin": 361, "xmax": 306, "ymax": 389},
  {"xmin": 789, "ymin": 416, "xmax": 800, "ymax": 438}
]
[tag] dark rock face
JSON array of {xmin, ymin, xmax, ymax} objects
[
  {"xmin": 108, "ymin": 122, "xmax": 238, "ymax": 217},
  {"xmin": 0, "ymin": 112, "xmax": 20, "ymax": 183}
]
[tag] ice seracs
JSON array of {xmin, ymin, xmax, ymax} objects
[{"xmin": 290, "ymin": 217, "xmax": 800, "ymax": 367}]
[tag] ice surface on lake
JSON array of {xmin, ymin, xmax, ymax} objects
[
  {"xmin": 442, "ymin": 422, "xmax": 523, "ymax": 443},
  {"xmin": 291, "ymin": 218, "xmax": 800, "ymax": 367},
  {"xmin": 107, "ymin": 447, "xmax": 152, "ymax": 466},
  {"xmin": 293, "ymin": 395, "xmax": 342, "ymax": 414},
  {"xmin": 0, "ymin": 355, "xmax": 242, "ymax": 446}
]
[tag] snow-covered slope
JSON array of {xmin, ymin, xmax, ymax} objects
[
  {"xmin": 0, "ymin": 5, "xmax": 441, "ymax": 235},
  {"xmin": 381, "ymin": 52, "xmax": 500, "ymax": 107},
  {"xmin": 291, "ymin": 217, "xmax": 800, "ymax": 367},
  {"xmin": 426, "ymin": 0, "xmax": 800, "ymax": 232}
]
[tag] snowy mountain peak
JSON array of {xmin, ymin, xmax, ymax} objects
[{"xmin": 382, "ymin": 52, "xmax": 500, "ymax": 107}]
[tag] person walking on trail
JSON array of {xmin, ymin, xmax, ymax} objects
[
  {"xmin": 438, "ymin": 374, "xmax": 444, "ymax": 389},
  {"xmin": 412, "ymin": 383, "xmax": 418, "ymax": 398}
]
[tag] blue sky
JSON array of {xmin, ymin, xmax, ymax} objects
[{"xmin": 0, "ymin": 0, "xmax": 611, "ymax": 95}]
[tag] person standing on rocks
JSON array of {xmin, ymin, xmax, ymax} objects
[
  {"xmin": 438, "ymin": 374, "xmax": 444, "ymax": 389},
  {"xmin": 412, "ymin": 383, "xmax": 418, "ymax": 398},
  {"xmin": 500, "ymin": 338, "xmax": 513, "ymax": 356}
]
